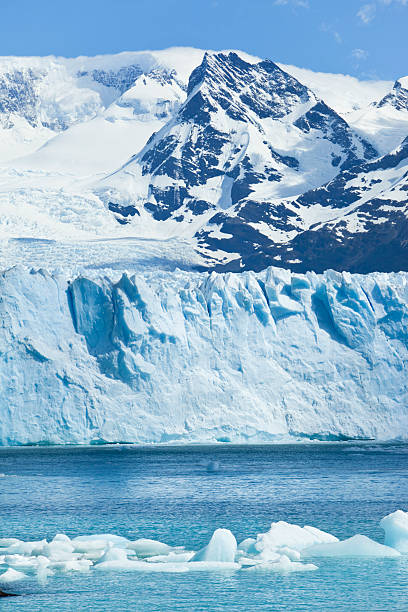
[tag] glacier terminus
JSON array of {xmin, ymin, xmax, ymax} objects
[{"xmin": 1, "ymin": 265, "xmax": 407, "ymax": 445}]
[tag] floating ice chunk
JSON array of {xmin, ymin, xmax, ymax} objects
[
  {"xmin": 245, "ymin": 555, "xmax": 317, "ymax": 573},
  {"xmin": 0, "ymin": 568, "xmax": 27, "ymax": 583},
  {"xmin": 206, "ymin": 460, "xmax": 220, "ymax": 473},
  {"xmin": 4, "ymin": 539, "xmax": 47, "ymax": 556},
  {"xmin": 255, "ymin": 521, "xmax": 338, "ymax": 560},
  {"xmin": 277, "ymin": 546, "xmax": 302, "ymax": 561},
  {"xmin": 49, "ymin": 559, "xmax": 92, "ymax": 573},
  {"xmin": 81, "ymin": 549, "xmax": 106, "ymax": 562},
  {"xmin": 305, "ymin": 534, "xmax": 401, "ymax": 557},
  {"xmin": 380, "ymin": 510, "xmax": 408, "ymax": 553},
  {"xmin": 237, "ymin": 538, "xmax": 257, "ymax": 555},
  {"xmin": 52, "ymin": 534, "xmax": 73, "ymax": 545},
  {"xmin": 146, "ymin": 551, "xmax": 194, "ymax": 563},
  {"xmin": 95, "ymin": 559, "xmax": 188, "ymax": 573},
  {"xmin": 190, "ymin": 529, "xmax": 237, "ymax": 563},
  {"xmin": 72, "ymin": 534, "xmax": 130, "ymax": 553},
  {"xmin": 128, "ymin": 538, "xmax": 172, "ymax": 557},
  {"xmin": 0, "ymin": 538, "xmax": 20, "ymax": 548},
  {"xmin": 96, "ymin": 546, "xmax": 129, "ymax": 564},
  {"xmin": 73, "ymin": 538, "xmax": 116, "ymax": 553},
  {"xmin": 237, "ymin": 556, "xmax": 260, "ymax": 567},
  {"xmin": 4, "ymin": 554, "xmax": 39, "ymax": 572},
  {"xmin": 42, "ymin": 540, "xmax": 75, "ymax": 561}
]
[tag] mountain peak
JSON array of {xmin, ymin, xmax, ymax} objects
[
  {"xmin": 185, "ymin": 51, "xmax": 312, "ymax": 123},
  {"xmin": 377, "ymin": 76, "xmax": 408, "ymax": 111}
]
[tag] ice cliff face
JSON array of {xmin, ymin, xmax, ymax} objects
[{"xmin": 1, "ymin": 265, "xmax": 407, "ymax": 446}]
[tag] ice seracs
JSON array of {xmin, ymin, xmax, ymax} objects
[{"xmin": 1, "ymin": 266, "xmax": 407, "ymax": 446}]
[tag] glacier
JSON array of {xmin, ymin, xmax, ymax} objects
[{"xmin": 0, "ymin": 264, "xmax": 407, "ymax": 446}]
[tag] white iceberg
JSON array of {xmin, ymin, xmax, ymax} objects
[
  {"xmin": 190, "ymin": 529, "xmax": 238, "ymax": 563},
  {"xmin": 0, "ymin": 568, "xmax": 27, "ymax": 583},
  {"xmin": 305, "ymin": 534, "xmax": 401, "ymax": 557},
  {"xmin": 380, "ymin": 510, "xmax": 408, "ymax": 553},
  {"xmin": 254, "ymin": 521, "xmax": 338, "ymax": 560},
  {"xmin": 127, "ymin": 538, "xmax": 173, "ymax": 557}
]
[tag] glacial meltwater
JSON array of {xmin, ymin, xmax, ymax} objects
[{"xmin": 0, "ymin": 443, "xmax": 407, "ymax": 611}]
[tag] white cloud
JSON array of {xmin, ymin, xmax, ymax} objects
[
  {"xmin": 380, "ymin": 0, "xmax": 408, "ymax": 5},
  {"xmin": 352, "ymin": 48, "xmax": 370, "ymax": 61},
  {"xmin": 357, "ymin": 3, "xmax": 376, "ymax": 23},
  {"xmin": 357, "ymin": 0, "xmax": 408, "ymax": 24},
  {"xmin": 321, "ymin": 23, "xmax": 342, "ymax": 44},
  {"xmin": 274, "ymin": 0, "xmax": 310, "ymax": 7}
]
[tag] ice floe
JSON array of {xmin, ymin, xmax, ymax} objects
[
  {"xmin": 0, "ymin": 511, "xmax": 406, "ymax": 586},
  {"xmin": 0, "ymin": 568, "xmax": 27, "ymax": 583}
]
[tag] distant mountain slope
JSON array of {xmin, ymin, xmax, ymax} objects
[
  {"xmin": 0, "ymin": 48, "xmax": 204, "ymax": 163},
  {"xmin": 197, "ymin": 136, "xmax": 408, "ymax": 272},
  {"xmin": 347, "ymin": 77, "xmax": 408, "ymax": 156}
]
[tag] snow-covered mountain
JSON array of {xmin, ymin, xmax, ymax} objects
[
  {"xmin": 0, "ymin": 47, "xmax": 406, "ymax": 274},
  {"xmin": 101, "ymin": 52, "xmax": 376, "ymax": 229}
]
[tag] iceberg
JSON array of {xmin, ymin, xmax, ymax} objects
[
  {"xmin": 190, "ymin": 529, "xmax": 237, "ymax": 563},
  {"xmin": 245, "ymin": 556, "xmax": 318, "ymax": 573},
  {"xmin": 128, "ymin": 539, "xmax": 173, "ymax": 557},
  {"xmin": 380, "ymin": 510, "xmax": 408, "ymax": 552},
  {"xmin": 305, "ymin": 534, "xmax": 401, "ymax": 558},
  {"xmin": 0, "ymin": 265, "xmax": 408, "ymax": 445},
  {"xmin": 0, "ymin": 569, "xmax": 27, "ymax": 583},
  {"xmin": 254, "ymin": 521, "xmax": 338, "ymax": 560}
]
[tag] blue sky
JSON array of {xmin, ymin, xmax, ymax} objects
[{"xmin": 2, "ymin": 0, "xmax": 407, "ymax": 80}]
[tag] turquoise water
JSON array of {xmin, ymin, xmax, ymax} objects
[{"xmin": 0, "ymin": 443, "xmax": 407, "ymax": 611}]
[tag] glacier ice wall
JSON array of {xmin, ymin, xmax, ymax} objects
[{"xmin": 0, "ymin": 265, "xmax": 407, "ymax": 445}]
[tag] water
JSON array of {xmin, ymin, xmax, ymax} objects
[{"xmin": 0, "ymin": 443, "xmax": 407, "ymax": 611}]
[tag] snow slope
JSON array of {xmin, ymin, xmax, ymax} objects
[
  {"xmin": 279, "ymin": 64, "xmax": 392, "ymax": 117},
  {"xmin": 1, "ymin": 265, "xmax": 407, "ymax": 445},
  {"xmin": 0, "ymin": 48, "xmax": 204, "ymax": 163}
]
